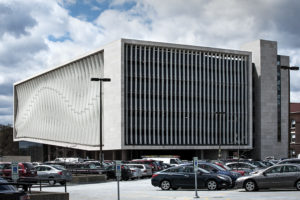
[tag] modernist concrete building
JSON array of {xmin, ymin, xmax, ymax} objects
[{"xmin": 13, "ymin": 39, "xmax": 290, "ymax": 160}]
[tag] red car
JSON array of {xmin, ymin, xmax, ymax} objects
[
  {"xmin": 214, "ymin": 162, "xmax": 245, "ymax": 176},
  {"xmin": 0, "ymin": 162, "xmax": 37, "ymax": 181}
]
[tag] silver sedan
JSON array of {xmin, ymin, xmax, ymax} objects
[
  {"xmin": 35, "ymin": 165, "xmax": 72, "ymax": 185},
  {"xmin": 236, "ymin": 164, "xmax": 300, "ymax": 191}
]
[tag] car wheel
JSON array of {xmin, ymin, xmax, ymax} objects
[
  {"xmin": 160, "ymin": 180, "xmax": 171, "ymax": 190},
  {"xmin": 48, "ymin": 178, "xmax": 56, "ymax": 186},
  {"xmin": 207, "ymin": 180, "xmax": 218, "ymax": 190},
  {"xmin": 296, "ymin": 180, "xmax": 300, "ymax": 191},
  {"xmin": 244, "ymin": 180, "xmax": 257, "ymax": 192}
]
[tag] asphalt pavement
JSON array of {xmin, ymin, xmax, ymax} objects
[{"xmin": 32, "ymin": 178, "xmax": 300, "ymax": 200}]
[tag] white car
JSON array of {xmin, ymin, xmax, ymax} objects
[{"xmin": 126, "ymin": 164, "xmax": 152, "ymax": 177}]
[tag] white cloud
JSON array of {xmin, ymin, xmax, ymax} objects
[{"xmin": 1, "ymin": 0, "xmax": 300, "ymax": 124}]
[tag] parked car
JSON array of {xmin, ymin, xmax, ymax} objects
[
  {"xmin": 126, "ymin": 165, "xmax": 142, "ymax": 179},
  {"xmin": 35, "ymin": 165, "xmax": 72, "ymax": 185},
  {"xmin": 260, "ymin": 161, "xmax": 274, "ymax": 167},
  {"xmin": 151, "ymin": 166, "xmax": 232, "ymax": 190},
  {"xmin": 236, "ymin": 164, "xmax": 300, "ymax": 191},
  {"xmin": 0, "ymin": 162, "xmax": 37, "ymax": 182},
  {"xmin": 104, "ymin": 165, "xmax": 132, "ymax": 181},
  {"xmin": 125, "ymin": 164, "xmax": 152, "ymax": 177},
  {"xmin": 161, "ymin": 163, "xmax": 172, "ymax": 169},
  {"xmin": 130, "ymin": 160, "xmax": 160, "ymax": 173},
  {"xmin": 214, "ymin": 162, "xmax": 246, "ymax": 176},
  {"xmin": 0, "ymin": 177, "xmax": 29, "ymax": 200},
  {"xmin": 143, "ymin": 157, "xmax": 182, "ymax": 166},
  {"xmin": 278, "ymin": 158, "xmax": 300, "ymax": 165},
  {"xmin": 246, "ymin": 161, "xmax": 267, "ymax": 168},
  {"xmin": 64, "ymin": 163, "xmax": 106, "ymax": 175},
  {"xmin": 195, "ymin": 162, "xmax": 240, "ymax": 186},
  {"xmin": 54, "ymin": 157, "xmax": 84, "ymax": 163},
  {"xmin": 84, "ymin": 161, "xmax": 102, "ymax": 168},
  {"xmin": 225, "ymin": 162, "xmax": 258, "ymax": 174}
]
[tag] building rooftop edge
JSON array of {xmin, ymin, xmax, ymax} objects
[{"xmin": 15, "ymin": 38, "xmax": 252, "ymax": 86}]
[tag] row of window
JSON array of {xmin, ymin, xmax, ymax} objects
[
  {"xmin": 124, "ymin": 43, "xmax": 249, "ymax": 146},
  {"xmin": 125, "ymin": 130, "xmax": 247, "ymax": 145}
]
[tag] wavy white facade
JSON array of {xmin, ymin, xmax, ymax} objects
[{"xmin": 14, "ymin": 52, "xmax": 104, "ymax": 150}]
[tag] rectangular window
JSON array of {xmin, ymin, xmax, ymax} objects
[{"xmin": 277, "ymin": 56, "xmax": 281, "ymax": 142}]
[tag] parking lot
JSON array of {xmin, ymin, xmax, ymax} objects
[{"xmin": 32, "ymin": 178, "xmax": 300, "ymax": 200}]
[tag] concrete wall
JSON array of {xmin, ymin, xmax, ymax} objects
[
  {"xmin": 279, "ymin": 55, "xmax": 289, "ymax": 159},
  {"xmin": 103, "ymin": 39, "xmax": 123, "ymax": 150},
  {"xmin": 241, "ymin": 40, "xmax": 289, "ymax": 159},
  {"xmin": 0, "ymin": 156, "xmax": 31, "ymax": 162}
]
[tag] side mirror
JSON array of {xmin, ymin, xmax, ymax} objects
[
  {"xmin": 263, "ymin": 172, "xmax": 267, "ymax": 176},
  {"xmin": 197, "ymin": 171, "xmax": 203, "ymax": 175}
]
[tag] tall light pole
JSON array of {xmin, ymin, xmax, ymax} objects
[
  {"xmin": 91, "ymin": 77, "xmax": 111, "ymax": 164},
  {"xmin": 215, "ymin": 112, "xmax": 226, "ymax": 160},
  {"xmin": 280, "ymin": 65, "xmax": 299, "ymax": 158}
]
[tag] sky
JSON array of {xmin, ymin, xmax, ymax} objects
[{"xmin": 1, "ymin": 0, "xmax": 300, "ymax": 125}]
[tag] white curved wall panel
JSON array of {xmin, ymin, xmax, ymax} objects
[{"xmin": 14, "ymin": 52, "xmax": 103, "ymax": 150}]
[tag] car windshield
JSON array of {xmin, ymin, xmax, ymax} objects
[
  {"xmin": 221, "ymin": 164, "xmax": 231, "ymax": 170},
  {"xmin": 211, "ymin": 164, "xmax": 226, "ymax": 171},
  {"xmin": 198, "ymin": 168, "xmax": 210, "ymax": 174},
  {"xmin": 251, "ymin": 161, "xmax": 266, "ymax": 168}
]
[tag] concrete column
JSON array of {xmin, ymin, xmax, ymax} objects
[
  {"xmin": 122, "ymin": 150, "xmax": 127, "ymax": 161},
  {"xmin": 47, "ymin": 145, "xmax": 51, "ymax": 161},
  {"xmin": 55, "ymin": 147, "xmax": 58, "ymax": 158},
  {"xmin": 112, "ymin": 151, "xmax": 116, "ymax": 160}
]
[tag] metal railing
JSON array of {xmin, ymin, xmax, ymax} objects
[{"xmin": 1, "ymin": 177, "xmax": 68, "ymax": 193}]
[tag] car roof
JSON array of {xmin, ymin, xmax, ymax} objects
[
  {"xmin": 274, "ymin": 163, "xmax": 300, "ymax": 167},
  {"xmin": 36, "ymin": 165, "xmax": 54, "ymax": 167},
  {"xmin": 226, "ymin": 162, "xmax": 257, "ymax": 166}
]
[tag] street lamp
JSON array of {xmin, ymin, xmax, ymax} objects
[
  {"xmin": 280, "ymin": 65, "xmax": 299, "ymax": 158},
  {"xmin": 215, "ymin": 112, "xmax": 226, "ymax": 160},
  {"xmin": 90, "ymin": 77, "xmax": 111, "ymax": 164}
]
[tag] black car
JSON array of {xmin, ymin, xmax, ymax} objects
[
  {"xmin": 0, "ymin": 177, "xmax": 29, "ymax": 200},
  {"xmin": 151, "ymin": 166, "xmax": 232, "ymax": 190},
  {"xmin": 104, "ymin": 165, "xmax": 132, "ymax": 181},
  {"xmin": 196, "ymin": 162, "xmax": 241, "ymax": 186}
]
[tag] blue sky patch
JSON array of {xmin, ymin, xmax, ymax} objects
[
  {"xmin": 48, "ymin": 32, "xmax": 72, "ymax": 42},
  {"xmin": 62, "ymin": 0, "xmax": 137, "ymax": 22}
]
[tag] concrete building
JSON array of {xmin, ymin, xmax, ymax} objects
[
  {"xmin": 290, "ymin": 103, "xmax": 300, "ymax": 158},
  {"xmin": 241, "ymin": 40, "xmax": 289, "ymax": 160},
  {"xmin": 13, "ymin": 39, "xmax": 290, "ymax": 160}
]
